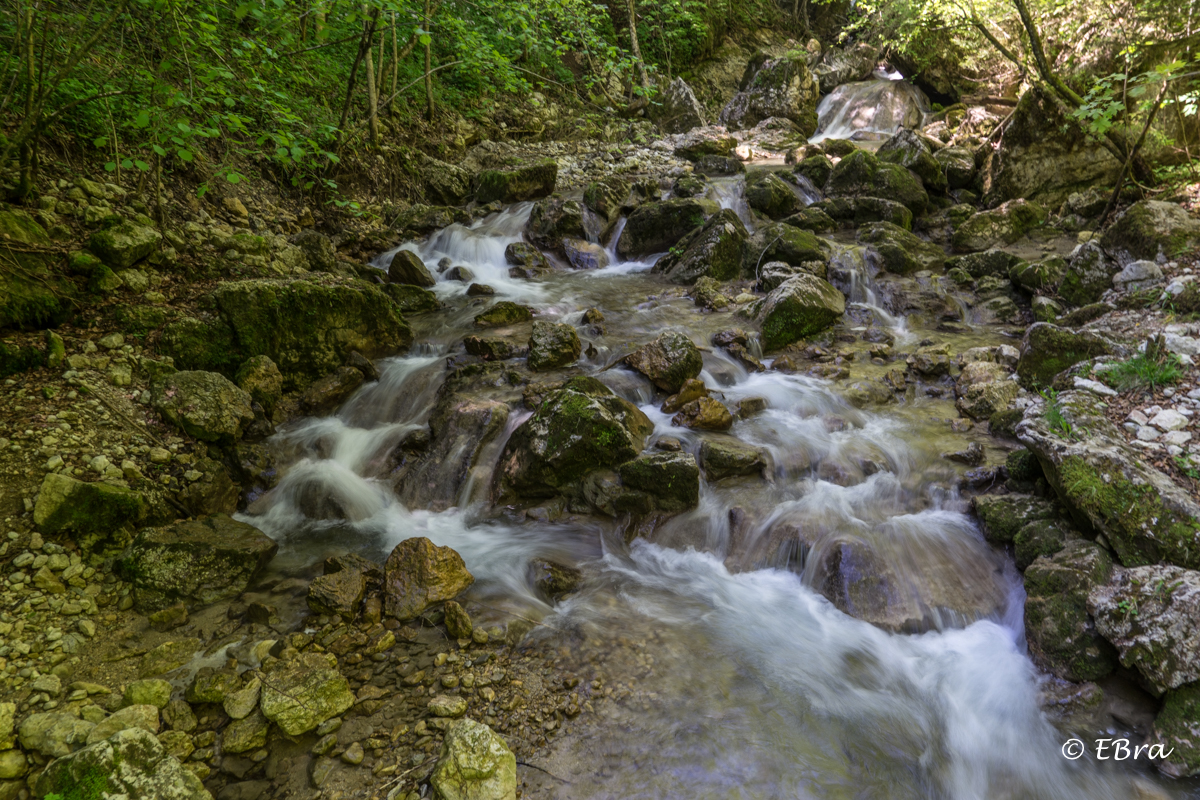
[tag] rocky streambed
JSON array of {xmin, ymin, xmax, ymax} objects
[{"xmin": 3, "ymin": 51, "xmax": 1200, "ymax": 800}]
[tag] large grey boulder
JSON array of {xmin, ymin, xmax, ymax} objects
[
  {"xmin": 624, "ymin": 332, "xmax": 704, "ymax": 393},
  {"xmin": 719, "ymin": 55, "xmax": 820, "ymax": 136},
  {"xmin": 1100, "ymin": 199, "xmax": 1200, "ymax": 266},
  {"xmin": 1017, "ymin": 390, "xmax": 1200, "ymax": 569},
  {"xmin": 1088, "ymin": 565, "xmax": 1200, "ymax": 694},
  {"xmin": 383, "ymin": 536, "xmax": 474, "ymax": 620},
  {"xmin": 117, "ymin": 514, "xmax": 279, "ymax": 611},
  {"xmin": 652, "ymin": 209, "xmax": 748, "ymax": 284},
  {"xmin": 951, "ymin": 199, "xmax": 1047, "ymax": 252},
  {"xmin": 656, "ymin": 77, "xmax": 707, "ymax": 134},
  {"xmin": 756, "ymin": 274, "xmax": 845, "ymax": 351},
  {"xmin": 811, "ymin": 44, "xmax": 878, "ymax": 93},
  {"xmin": 617, "ymin": 198, "xmax": 717, "ymax": 258},
  {"xmin": 35, "ymin": 728, "xmax": 211, "ymax": 800},
  {"xmin": 18, "ymin": 713, "xmax": 95, "ymax": 758},
  {"xmin": 1059, "ymin": 241, "xmax": 1119, "ymax": 306}
]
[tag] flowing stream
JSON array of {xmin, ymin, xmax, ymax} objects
[{"xmin": 237, "ymin": 163, "xmax": 1179, "ymax": 798}]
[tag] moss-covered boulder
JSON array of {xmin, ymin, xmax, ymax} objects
[
  {"xmin": 35, "ymin": 727, "xmax": 210, "ymax": 800},
  {"xmin": 1009, "ymin": 256, "xmax": 1065, "ymax": 293},
  {"xmin": 475, "ymin": 161, "xmax": 558, "ymax": 204},
  {"xmin": 383, "ymin": 536, "xmax": 474, "ymax": 620},
  {"xmin": 1058, "ymin": 241, "xmax": 1118, "ymax": 306},
  {"xmin": 159, "ymin": 277, "xmax": 412, "ymax": 390},
  {"xmin": 757, "ymin": 274, "xmax": 845, "ymax": 351},
  {"xmin": 235, "ymin": 355, "xmax": 283, "ymax": 413},
  {"xmin": 743, "ymin": 223, "xmax": 830, "ymax": 276},
  {"xmin": 817, "ymin": 196, "xmax": 914, "ymax": 230},
  {"xmin": 1088, "ymin": 565, "xmax": 1200, "ymax": 695},
  {"xmin": 117, "ymin": 514, "xmax": 278, "ymax": 611},
  {"xmin": 793, "ymin": 155, "xmax": 833, "ymax": 190},
  {"xmin": 496, "ymin": 376, "xmax": 653, "ymax": 497},
  {"xmin": 527, "ymin": 320, "xmax": 581, "ymax": 371},
  {"xmin": 152, "ymin": 370, "xmax": 255, "ymax": 443},
  {"xmin": 624, "ymin": 332, "xmax": 703, "ymax": 393},
  {"xmin": 718, "ymin": 54, "xmax": 820, "ymax": 136},
  {"xmin": 583, "ymin": 178, "xmax": 630, "ymax": 228},
  {"xmin": 1100, "ymin": 200, "xmax": 1200, "ymax": 266},
  {"xmin": 693, "ymin": 154, "xmax": 745, "ymax": 176},
  {"xmin": 618, "ymin": 451, "xmax": 700, "ymax": 512},
  {"xmin": 945, "ymin": 248, "xmax": 1022, "ymax": 279},
  {"xmin": 1014, "ymin": 323, "xmax": 1119, "ymax": 389},
  {"xmin": 745, "ymin": 172, "xmax": 802, "ymax": 219},
  {"xmin": 934, "ymin": 146, "xmax": 976, "ymax": 189},
  {"xmin": 431, "ymin": 719, "xmax": 517, "ymax": 800},
  {"xmin": 1017, "ymin": 389, "xmax": 1200, "ymax": 569},
  {"xmin": 856, "ymin": 221, "xmax": 945, "ymax": 275},
  {"xmin": 88, "ymin": 222, "xmax": 161, "ymax": 269},
  {"xmin": 474, "ymin": 302, "xmax": 533, "ymax": 328},
  {"xmin": 0, "ymin": 339, "xmax": 44, "ymax": 377},
  {"xmin": 1023, "ymin": 539, "xmax": 1117, "ymax": 681},
  {"xmin": 1151, "ymin": 683, "xmax": 1200, "ymax": 778},
  {"xmin": 698, "ymin": 438, "xmax": 770, "ymax": 481},
  {"xmin": 33, "ymin": 473, "xmax": 146, "ymax": 557},
  {"xmin": 951, "ymin": 199, "xmax": 1047, "ymax": 252},
  {"xmin": 1013, "ymin": 519, "xmax": 1069, "ymax": 570},
  {"xmin": 972, "ymin": 494, "xmax": 1059, "ymax": 545},
  {"xmin": 877, "ymin": 129, "xmax": 947, "ymax": 193},
  {"xmin": 525, "ymin": 198, "xmax": 587, "ymax": 254},
  {"xmin": 387, "ymin": 249, "xmax": 435, "ymax": 287},
  {"xmin": 824, "ymin": 150, "xmax": 929, "ymax": 215},
  {"xmin": 384, "ymin": 283, "xmax": 440, "ymax": 314},
  {"xmin": 782, "ymin": 206, "xmax": 838, "ymax": 234},
  {"xmin": 617, "ymin": 198, "xmax": 717, "ymax": 258},
  {"xmin": 652, "ymin": 209, "xmax": 748, "ymax": 284},
  {"xmin": 0, "ymin": 208, "xmax": 74, "ymax": 330}
]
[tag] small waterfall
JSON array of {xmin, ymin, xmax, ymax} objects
[
  {"xmin": 828, "ymin": 244, "xmax": 913, "ymax": 342},
  {"xmin": 708, "ymin": 177, "xmax": 753, "ymax": 229},
  {"xmin": 810, "ymin": 79, "xmax": 930, "ymax": 143}
]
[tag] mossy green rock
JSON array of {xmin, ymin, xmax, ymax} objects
[
  {"xmin": 86, "ymin": 704, "xmax": 160, "ymax": 745},
  {"xmin": 496, "ymin": 376, "xmax": 653, "ymax": 497},
  {"xmin": 384, "ymin": 283, "xmax": 440, "ymax": 314},
  {"xmin": 617, "ymin": 198, "xmax": 717, "ymax": 258},
  {"xmin": 698, "ymin": 438, "xmax": 769, "ymax": 481},
  {"xmin": 1015, "ymin": 323, "xmax": 1118, "ymax": 389},
  {"xmin": 33, "ymin": 473, "xmax": 146, "ymax": 557},
  {"xmin": 743, "ymin": 223, "xmax": 830, "ymax": 276},
  {"xmin": 877, "ymin": 129, "xmax": 947, "ymax": 193},
  {"xmin": 1059, "ymin": 241, "xmax": 1119, "ymax": 306},
  {"xmin": 0, "ymin": 208, "xmax": 73, "ymax": 329},
  {"xmin": 951, "ymin": 199, "xmax": 1047, "ymax": 252},
  {"xmin": 1009, "ymin": 256, "xmax": 1065, "ymax": 293},
  {"xmin": 35, "ymin": 727, "xmax": 210, "ymax": 800},
  {"xmin": 234, "ymin": 355, "xmax": 283, "ymax": 413},
  {"xmin": 945, "ymin": 248, "xmax": 1022, "ymax": 279},
  {"xmin": 793, "ymin": 155, "xmax": 833, "ymax": 189},
  {"xmin": 1017, "ymin": 389, "xmax": 1200, "ymax": 569},
  {"xmin": 387, "ymin": 249, "xmax": 435, "ymax": 287},
  {"xmin": 757, "ymin": 274, "xmax": 845, "ymax": 351},
  {"xmin": 123, "ymin": 679, "xmax": 173, "ymax": 710},
  {"xmin": 151, "ymin": 370, "xmax": 255, "ymax": 443},
  {"xmin": 431, "ymin": 719, "xmax": 517, "ymax": 800},
  {"xmin": 856, "ymin": 221, "xmax": 945, "ymax": 275},
  {"xmin": 782, "ymin": 206, "xmax": 838, "ymax": 234},
  {"xmin": 525, "ymin": 199, "xmax": 587, "ymax": 252},
  {"xmin": 824, "ymin": 150, "xmax": 929, "ymax": 215},
  {"xmin": 745, "ymin": 172, "xmax": 801, "ymax": 220},
  {"xmin": 1150, "ymin": 683, "xmax": 1200, "ymax": 778},
  {"xmin": 934, "ymin": 146, "xmax": 976, "ymax": 189},
  {"xmin": 221, "ymin": 710, "xmax": 269, "ymax": 754},
  {"xmin": 88, "ymin": 222, "xmax": 162, "ymax": 268},
  {"xmin": 624, "ymin": 332, "xmax": 703, "ymax": 393},
  {"xmin": 474, "ymin": 302, "xmax": 533, "ymax": 328},
  {"xmin": 527, "ymin": 320, "xmax": 581, "ymax": 371},
  {"xmin": 117, "ymin": 514, "xmax": 279, "ymax": 611},
  {"xmin": 1013, "ymin": 519, "xmax": 1069, "ymax": 570},
  {"xmin": 583, "ymin": 178, "xmax": 630, "ymax": 227},
  {"xmin": 618, "ymin": 451, "xmax": 700, "ymax": 512},
  {"xmin": 260, "ymin": 652, "xmax": 356, "ymax": 736},
  {"xmin": 139, "ymin": 639, "xmax": 201, "ymax": 678},
  {"xmin": 160, "ymin": 277, "xmax": 412, "ymax": 389},
  {"xmin": 652, "ymin": 209, "xmax": 748, "ymax": 284},
  {"xmin": 475, "ymin": 161, "xmax": 558, "ymax": 204},
  {"xmin": 383, "ymin": 537, "xmax": 474, "ymax": 620},
  {"xmin": 0, "ymin": 340, "xmax": 44, "ymax": 378},
  {"xmin": 1100, "ymin": 200, "xmax": 1200, "ymax": 265},
  {"xmin": 1023, "ymin": 538, "xmax": 1117, "ymax": 681}
]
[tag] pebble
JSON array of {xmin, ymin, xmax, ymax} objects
[{"xmin": 1149, "ymin": 409, "xmax": 1189, "ymax": 432}]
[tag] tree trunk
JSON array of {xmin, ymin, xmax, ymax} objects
[
  {"xmin": 388, "ymin": 12, "xmax": 399, "ymax": 113},
  {"xmin": 424, "ymin": 0, "xmax": 434, "ymax": 121},
  {"xmin": 626, "ymin": 0, "xmax": 650, "ymax": 91},
  {"xmin": 16, "ymin": 4, "xmax": 36, "ymax": 199},
  {"xmin": 363, "ymin": 5, "xmax": 381, "ymax": 147}
]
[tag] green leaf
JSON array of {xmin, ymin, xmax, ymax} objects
[
  {"xmin": 104, "ymin": 162, "xmax": 117, "ymax": 172},
  {"xmin": 121, "ymin": 159, "xmax": 134, "ymax": 170},
  {"xmin": 134, "ymin": 160, "xmax": 150, "ymax": 171},
  {"xmin": 152, "ymin": 144, "xmax": 167, "ymax": 156},
  {"xmin": 93, "ymin": 136, "xmax": 109, "ymax": 148},
  {"xmin": 133, "ymin": 110, "xmax": 151, "ymax": 129},
  {"xmin": 177, "ymin": 149, "xmax": 194, "ymax": 162}
]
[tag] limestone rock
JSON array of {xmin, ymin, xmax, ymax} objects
[
  {"xmin": 87, "ymin": 704, "xmax": 160, "ymax": 744},
  {"xmin": 221, "ymin": 710, "xmax": 269, "ymax": 754},
  {"xmin": 259, "ymin": 652, "xmax": 355, "ymax": 736},
  {"xmin": 562, "ymin": 238, "xmax": 608, "ymax": 270},
  {"xmin": 527, "ymin": 321, "xmax": 581, "ymax": 371},
  {"xmin": 528, "ymin": 558, "xmax": 582, "ymax": 600},
  {"xmin": 719, "ymin": 55, "xmax": 820, "ymax": 136},
  {"xmin": 88, "ymin": 222, "xmax": 162, "ymax": 268},
  {"xmin": 118, "ymin": 514, "xmax": 278, "ymax": 611},
  {"xmin": 951, "ymin": 199, "xmax": 1047, "ymax": 252},
  {"xmin": 1024, "ymin": 539, "xmax": 1117, "ymax": 681},
  {"xmin": 123, "ymin": 680, "xmax": 172, "ymax": 710},
  {"xmin": 431, "ymin": 719, "xmax": 517, "ymax": 800},
  {"xmin": 444, "ymin": 600, "xmax": 473, "ymax": 639},
  {"xmin": 18, "ymin": 713, "xmax": 95, "ymax": 757},
  {"xmin": 1100, "ymin": 199, "xmax": 1200, "ymax": 266},
  {"xmin": 33, "ymin": 473, "xmax": 145, "ymax": 557},
  {"xmin": 624, "ymin": 332, "xmax": 704, "ymax": 393},
  {"xmin": 1059, "ymin": 241, "xmax": 1119, "ymax": 306},
  {"xmin": 699, "ymin": 438, "xmax": 770, "ymax": 481},
  {"xmin": 1150, "ymin": 684, "xmax": 1200, "ymax": 777},
  {"xmin": 824, "ymin": 150, "xmax": 928, "ymax": 215},
  {"xmin": 671, "ymin": 397, "xmax": 734, "ymax": 431},
  {"xmin": 495, "ymin": 377, "xmax": 653, "ymax": 497},
  {"xmin": 1089, "ymin": 566, "xmax": 1200, "ymax": 694},
  {"xmin": 234, "ymin": 355, "xmax": 283, "ymax": 413},
  {"xmin": 140, "ymin": 640, "xmax": 201, "ymax": 678},
  {"xmin": 617, "ymin": 451, "xmax": 701, "ymax": 512},
  {"xmin": 745, "ymin": 172, "xmax": 802, "ymax": 219},
  {"xmin": 617, "ymin": 198, "xmax": 717, "ymax": 259},
  {"xmin": 300, "ymin": 366, "xmax": 365, "ymax": 415},
  {"xmin": 756, "ymin": 274, "xmax": 845, "ymax": 351},
  {"xmin": 388, "ymin": 250, "xmax": 436, "ymax": 287},
  {"xmin": 307, "ymin": 568, "xmax": 366, "ymax": 619},
  {"xmin": 473, "ymin": 302, "xmax": 533, "ymax": 328},
  {"xmin": 856, "ymin": 221, "xmax": 945, "ymax": 275},
  {"xmin": 383, "ymin": 537, "xmax": 474, "ymax": 620},
  {"xmin": 476, "ymin": 162, "xmax": 557, "ymax": 204},
  {"xmin": 35, "ymin": 728, "xmax": 210, "ymax": 800},
  {"xmin": 652, "ymin": 209, "xmax": 748, "ymax": 284},
  {"xmin": 877, "ymin": 129, "xmax": 946, "ymax": 193},
  {"xmin": 1015, "ymin": 323, "xmax": 1120, "ymax": 389},
  {"xmin": 656, "ymin": 77, "xmax": 707, "ymax": 134},
  {"xmin": 152, "ymin": 370, "xmax": 255, "ymax": 443}
]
